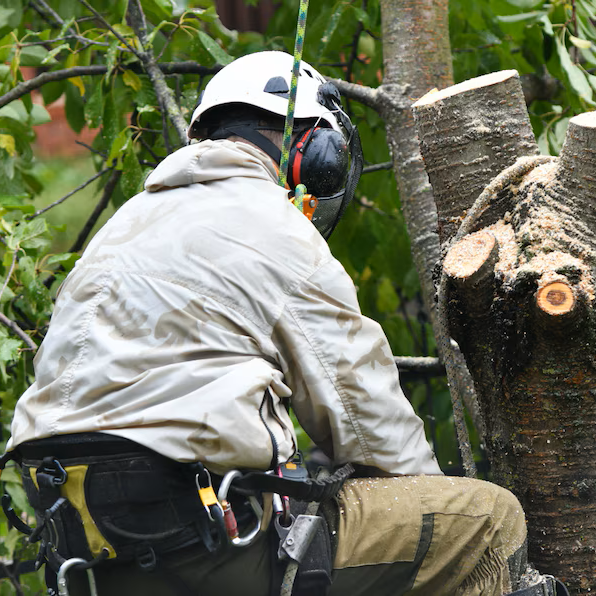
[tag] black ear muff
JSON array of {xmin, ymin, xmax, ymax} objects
[{"xmin": 288, "ymin": 127, "xmax": 349, "ymax": 197}]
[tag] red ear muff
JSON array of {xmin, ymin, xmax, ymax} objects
[{"xmin": 290, "ymin": 128, "xmax": 313, "ymax": 188}]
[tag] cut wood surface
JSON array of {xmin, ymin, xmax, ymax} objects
[
  {"xmin": 536, "ymin": 282, "xmax": 575, "ymax": 316},
  {"xmin": 415, "ymin": 69, "xmax": 596, "ymax": 592},
  {"xmin": 413, "ymin": 70, "xmax": 539, "ymax": 245}
]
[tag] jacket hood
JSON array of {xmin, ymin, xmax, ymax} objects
[{"xmin": 145, "ymin": 139, "xmax": 280, "ymax": 192}]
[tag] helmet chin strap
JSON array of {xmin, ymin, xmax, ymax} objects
[{"xmin": 209, "ymin": 124, "xmax": 282, "ymax": 167}]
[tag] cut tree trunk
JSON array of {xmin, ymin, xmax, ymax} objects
[{"xmin": 413, "ymin": 71, "xmax": 596, "ymax": 594}]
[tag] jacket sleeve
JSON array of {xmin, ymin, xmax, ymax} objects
[{"xmin": 272, "ymin": 257, "xmax": 443, "ymax": 476}]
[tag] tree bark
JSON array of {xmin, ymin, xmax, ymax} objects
[
  {"xmin": 414, "ymin": 71, "xmax": 596, "ymax": 593},
  {"xmin": 379, "ymin": 0, "xmax": 484, "ymax": 451}
]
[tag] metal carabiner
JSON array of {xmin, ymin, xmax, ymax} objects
[
  {"xmin": 218, "ymin": 470, "xmax": 264, "ymax": 548},
  {"xmin": 57, "ymin": 557, "xmax": 98, "ymax": 596}
]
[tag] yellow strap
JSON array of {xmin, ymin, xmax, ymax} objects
[
  {"xmin": 29, "ymin": 467, "xmax": 39, "ymax": 491},
  {"xmin": 198, "ymin": 486, "xmax": 218, "ymax": 508},
  {"xmin": 60, "ymin": 465, "xmax": 117, "ymax": 559}
]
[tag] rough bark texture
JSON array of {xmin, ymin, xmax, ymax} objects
[
  {"xmin": 414, "ymin": 72, "xmax": 596, "ymax": 593},
  {"xmin": 379, "ymin": 0, "xmax": 452, "ymax": 320},
  {"xmin": 379, "ymin": 0, "xmax": 483, "ymax": 444},
  {"xmin": 414, "ymin": 71, "xmax": 539, "ymax": 245}
]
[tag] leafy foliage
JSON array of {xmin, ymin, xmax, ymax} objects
[{"xmin": 0, "ymin": 0, "xmax": 593, "ymax": 590}]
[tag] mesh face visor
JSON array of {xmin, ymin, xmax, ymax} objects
[{"xmin": 311, "ymin": 116, "xmax": 363, "ymax": 239}]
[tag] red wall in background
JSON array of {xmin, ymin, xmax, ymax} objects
[{"xmin": 215, "ymin": 0, "xmax": 277, "ymax": 33}]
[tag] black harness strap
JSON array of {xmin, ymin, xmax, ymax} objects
[{"xmin": 233, "ymin": 462, "xmax": 354, "ymax": 502}]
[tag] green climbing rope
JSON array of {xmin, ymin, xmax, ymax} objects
[{"xmin": 278, "ymin": 0, "xmax": 309, "ymax": 199}]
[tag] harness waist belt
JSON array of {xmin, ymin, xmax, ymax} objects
[{"xmin": 234, "ymin": 462, "xmax": 354, "ymax": 502}]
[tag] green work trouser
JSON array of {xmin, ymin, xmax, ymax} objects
[{"xmin": 68, "ymin": 476, "xmax": 526, "ymax": 596}]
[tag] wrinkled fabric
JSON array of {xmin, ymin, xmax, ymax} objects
[
  {"xmin": 331, "ymin": 477, "xmax": 527, "ymax": 596},
  {"xmin": 9, "ymin": 139, "xmax": 441, "ymax": 476}
]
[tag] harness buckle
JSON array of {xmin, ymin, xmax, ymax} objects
[{"xmin": 38, "ymin": 458, "xmax": 67, "ymax": 487}]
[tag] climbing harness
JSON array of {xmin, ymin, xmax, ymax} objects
[{"xmin": 0, "ymin": 435, "xmax": 352, "ymax": 596}]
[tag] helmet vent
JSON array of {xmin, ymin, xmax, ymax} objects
[
  {"xmin": 304, "ymin": 69, "xmax": 314, "ymax": 78},
  {"xmin": 264, "ymin": 76, "xmax": 290, "ymax": 97}
]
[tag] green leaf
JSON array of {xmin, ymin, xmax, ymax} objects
[
  {"xmin": 141, "ymin": 0, "xmax": 174, "ymax": 23},
  {"xmin": 58, "ymin": 16, "xmax": 76, "ymax": 38},
  {"xmin": 14, "ymin": 218, "xmax": 49, "ymax": 250},
  {"xmin": 102, "ymin": 87, "xmax": 125, "ymax": 149},
  {"xmin": 555, "ymin": 36, "xmax": 594, "ymax": 104},
  {"xmin": 496, "ymin": 11, "xmax": 545, "ymax": 23},
  {"xmin": 121, "ymin": 143, "xmax": 144, "ymax": 198},
  {"xmin": 538, "ymin": 14, "xmax": 554, "ymax": 37},
  {"xmin": 569, "ymin": 35, "xmax": 592, "ymax": 50},
  {"xmin": 196, "ymin": 30, "xmax": 233, "ymax": 66},
  {"xmin": 29, "ymin": 104, "xmax": 51, "ymax": 126},
  {"xmin": 349, "ymin": 5, "xmax": 371, "ymax": 28},
  {"xmin": 108, "ymin": 129, "xmax": 129, "ymax": 166},
  {"xmin": 0, "ymin": 337, "xmax": 21, "ymax": 363},
  {"xmin": 5, "ymin": 480, "xmax": 32, "ymax": 516},
  {"xmin": 106, "ymin": 38, "xmax": 120, "ymax": 76},
  {"xmin": 506, "ymin": 0, "xmax": 544, "ymax": 8},
  {"xmin": 1, "ymin": 527, "xmax": 22, "ymax": 559},
  {"xmin": 315, "ymin": 2, "xmax": 348, "ymax": 60},
  {"xmin": 40, "ymin": 79, "xmax": 65, "ymax": 105},
  {"xmin": 0, "ymin": 133, "xmax": 15, "ymax": 156},
  {"xmin": 0, "ymin": 100, "xmax": 28, "ymax": 124},
  {"xmin": 0, "ymin": 0, "xmax": 21, "ymax": 37},
  {"xmin": 133, "ymin": 75, "xmax": 158, "ymax": 106},
  {"xmin": 20, "ymin": 45, "xmax": 51, "ymax": 67},
  {"xmin": 122, "ymin": 69, "xmax": 142, "ymax": 92},
  {"xmin": 113, "ymin": 24, "xmax": 135, "ymax": 37},
  {"xmin": 47, "ymin": 253, "xmax": 80, "ymax": 272},
  {"xmin": 65, "ymin": 82, "xmax": 86, "ymax": 133},
  {"xmin": 41, "ymin": 43, "xmax": 70, "ymax": 65},
  {"xmin": 85, "ymin": 82, "xmax": 104, "ymax": 128}
]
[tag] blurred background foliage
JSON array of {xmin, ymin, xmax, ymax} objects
[{"xmin": 0, "ymin": 0, "xmax": 594, "ymax": 591}]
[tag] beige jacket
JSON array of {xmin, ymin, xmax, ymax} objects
[{"xmin": 9, "ymin": 140, "xmax": 441, "ymax": 476}]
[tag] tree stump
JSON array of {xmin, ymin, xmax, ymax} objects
[{"xmin": 413, "ymin": 71, "xmax": 596, "ymax": 593}]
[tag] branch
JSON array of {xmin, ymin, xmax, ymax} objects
[
  {"xmin": 70, "ymin": 170, "xmax": 121, "ymax": 253},
  {"xmin": 327, "ymin": 78, "xmax": 410, "ymax": 113},
  {"xmin": 0, "ymin": 250, "xmax": 17, "ymax": 302},
  {"xmin": 362, "ymin": 161, "xmax": 392, "ymax": 174},
  {"xmin": 394, "ymin": 356, "xmax": 444, "ymax": 376},
  {"xmin": 0, "ymin": 312, "xmax": 37, "ymax": 351},
  {"xmin": 0, "ymin": 251, "xmax": 39, "ymax": 349},
  {"xmin": 126, "ymin": 0, "xmax": 188, "ymax": 146},
  {"xmin": 78, "ymin": 0, "xmax": 142, "ymax": 59},
  {"xmin": 30, "ymin": 0, "xmax": 112, "ymax": 48},
  {"xmin": 354, "ymin": 196, "xmax": 393, "ymax": 218},
  {"xmin": 0, "ymin": 65, "xmax": 105, "ymax": 109},
  {"xmin": 30, "ymin": 167, "xmax": 112, "ymax": 218},
  {"xmin": 0, "ymin": 62, "xmax": 218, "ymax": 110}
]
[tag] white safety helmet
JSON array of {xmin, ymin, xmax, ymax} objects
[
  {"xmin": 188, "ymin": 51, "xmax": 343, "ymax": 135},
  {"xmin": 187, "ymin": 51, "xmax": 363, "ymax": 239}
]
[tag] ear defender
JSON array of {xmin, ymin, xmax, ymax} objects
[{"xmin": 288, "ymin": 127, "xmax": 349, "ymax": 198}]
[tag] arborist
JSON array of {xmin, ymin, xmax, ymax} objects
[{"xmin": 1, "ymin": 50, "xmax": 567, "ymax": 596}]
